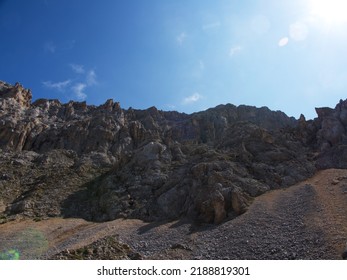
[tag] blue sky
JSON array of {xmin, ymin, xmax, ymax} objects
[{"xmin": 1, "ymin": 0, "xmax": 347, "ymax": 119}]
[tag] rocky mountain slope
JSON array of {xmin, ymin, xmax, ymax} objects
[
  {"xmin": 1, "ymin": 81, "xmax": 347, "ymax": 259},
  {"xmin": 1, "ymin": 168, "xmax": 347, "ymax": 260}
]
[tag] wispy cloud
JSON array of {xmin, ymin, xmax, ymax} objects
[
  {"xmin": 44, "ymin": 40, "xmax": 75, "ymax": 54},
  {"xmin": 42, "ymin": 80, "xmax": 71, "ymax": 91},
  {"xmin": 70, "ymin": 63, "xmax": 85, "ymax": 74},
  {"xmin": 86, "ymin": 70, "xmax": 97, "ymax": 85},
  {"xmin": 72, "ymin": 83, "xmax": 87, "ymax": 101},
  {"xmin": 182, "ymin": 92, "xmax": 202, "ymax": 105},
  {"xmin": 202, "ymin": 21, "xmax": 221, "ymax": 30},
  {"xmin": 44, "ymin": 41, "xmax": 56, "ymax": 53},
  {"xmin": 72, "ymin": 69, "xmax": 97, "ymax": 100},
  {"xmin": 176, "ymin": 32, "xmax": 187, "ymax": 45},
  {"xmin": 229, "ymin": 45, "xmax": 242, "ymax": 57},
  {"xmin": 43, "ymin": 66, "xmax": 98, "ymax": 101}
]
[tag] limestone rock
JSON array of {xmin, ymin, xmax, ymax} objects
[
  {"xmin": 231, "ymin": 191, "xmax": 253, "ymax": 215},
  {"xmin": 313, "ymin": 99, "xmax": 347, "ymax": 168},
  {"xmin": 0, "ymin": 81, "xmax": 32, "ymax": 108},
  {"xmin": 194, "ymin": 187, "xmax": 227, "ymax": 224},
  {"xmin": 2, "ymin": 80, "xmax": 345, "ymax": 225}
]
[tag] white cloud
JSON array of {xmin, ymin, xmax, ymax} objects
[
  {"xmin": 86, "ymin": 70, "xmax": 97, "ymax": 85},
  {"xmin": 42, "ymin": 80, "xmax": 71, "ymax": 91},
  {"xmin": 176, "ymin": 32, "xmax": 187, "ymax": 45},
  {"xmin": 72, "ymin": 83, "xmax": 87, "ymax": 101},
  {"xmin": 44, "ymin": 41, "xmax": 56, "ymax": 53},
  {"xmin": 278, "ymin": 37, "xmax": 289, "ymax": 47},
  {"xmin": 70, "ymin": 64, "xmax": 85, "ymax": 74},
  {"xmin": 43, "ymin": 67, "xmax": 97, "ymax": 101},
  {"xmin": 44, "ymin": 40, "xmax": 76, "ymax": 54},
  {"xmin": 202, "ymin": 21, "xmax": 221, "ymax": 30},
  {"xmin": 182, "ymin": 92, "xmax": 202, "ymax": 105},
  {"xmin": 229, "ymin": 45, "xmax": 242, "ymax": 57}
]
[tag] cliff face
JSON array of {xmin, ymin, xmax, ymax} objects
[
  {"xmin": 313, "ymin": 100, "xmax": 347, "ymax": 169},
  {"xmin": 0, "ymin": 81, "xmax": 343, "ymax": 224}
]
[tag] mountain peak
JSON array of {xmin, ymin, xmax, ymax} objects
[{"xmin": 0, "ymin": 81, "xmax": 32, "ymax": 109}]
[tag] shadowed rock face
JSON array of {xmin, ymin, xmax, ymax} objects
[
  {"xmin": 314, "ymin": 99, "xmax": 347, "ymax": 168},
  {"xmin": 0, "ymin": 81, "xmax": 343, "ymax": 224}
]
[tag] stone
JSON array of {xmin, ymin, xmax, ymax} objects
[
  {"xmin": 211, "ymin": 190, "xmax": 227, "ymax": 224},
  {"xmin": 0, "ymin": 200, "xmax": 5, "ymax": 212},
  {"xmin": 1, "ymin": 80, "xmax": 346, "ymax": 225},
  {"xmin": 0, "ymin": 81, "xmax": 32, "ymax": 108},
  {"xmin": 50, "ymin": 235, "xmax": 142, "ymax": 260},
  {"xmin": 332, "ymin": 179, "xmax": 340, "ymax": 185},
  {"xmin": 231, "ymin": 191, "xmax": 253, "ymax": 215}
]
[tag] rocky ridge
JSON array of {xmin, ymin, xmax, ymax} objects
[{"xmin": 0, "ymin": 80, "xmax": 346, "ymax": 227}]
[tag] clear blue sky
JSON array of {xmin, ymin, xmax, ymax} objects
[{"xmin": 1, "ymin": 0, "xmax": 347, "ymax": 119}]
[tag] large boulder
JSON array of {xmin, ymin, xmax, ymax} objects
[{"xmin": 231, "ymin": 190, "xmax": 253, "ymax": 215}]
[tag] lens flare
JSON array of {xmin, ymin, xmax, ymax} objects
[
  {"xmin": 0, "ymin": 228, "xmax": 48, "ymax": 259},
  {"xmin": 0, "ymin": 249, "xmax": 20, "ymax": 260}
]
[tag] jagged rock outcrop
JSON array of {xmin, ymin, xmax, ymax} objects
[
  {"xmin": 0, "ymin": 82, "xmax": 32, "ymax": 109},
  {"xmin": 231, "ymin": 190, "xmax": 253, "ymax": 215},
  {"xmin": 312, "ymin": 99, "xmax": 347, "ymax": 168},
  {"xmin": 2, "ymin": 80, "xmax": 343, "ymax": 225}
]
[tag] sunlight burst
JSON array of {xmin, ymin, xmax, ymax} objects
[{"xmin": 309, "ymin": 0, "xmax": 347, "ymax": 24}]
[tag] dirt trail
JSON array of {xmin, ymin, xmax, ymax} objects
[
  {"xmin": 304, "ymin": 169, "xmax": 347, "ymax": 255},
  {"xmin": 1, "ymin": 169, "xmax": 347, "ymax": 259}
]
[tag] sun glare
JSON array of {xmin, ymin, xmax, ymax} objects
[{"xmin": 309, "ymin": 0, "xmax": 347, "ymax": 24}]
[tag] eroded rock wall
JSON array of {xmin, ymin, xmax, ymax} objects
[{"xmin": 0, "ymin": 81, "xmax": 332, "ymax": 224}]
